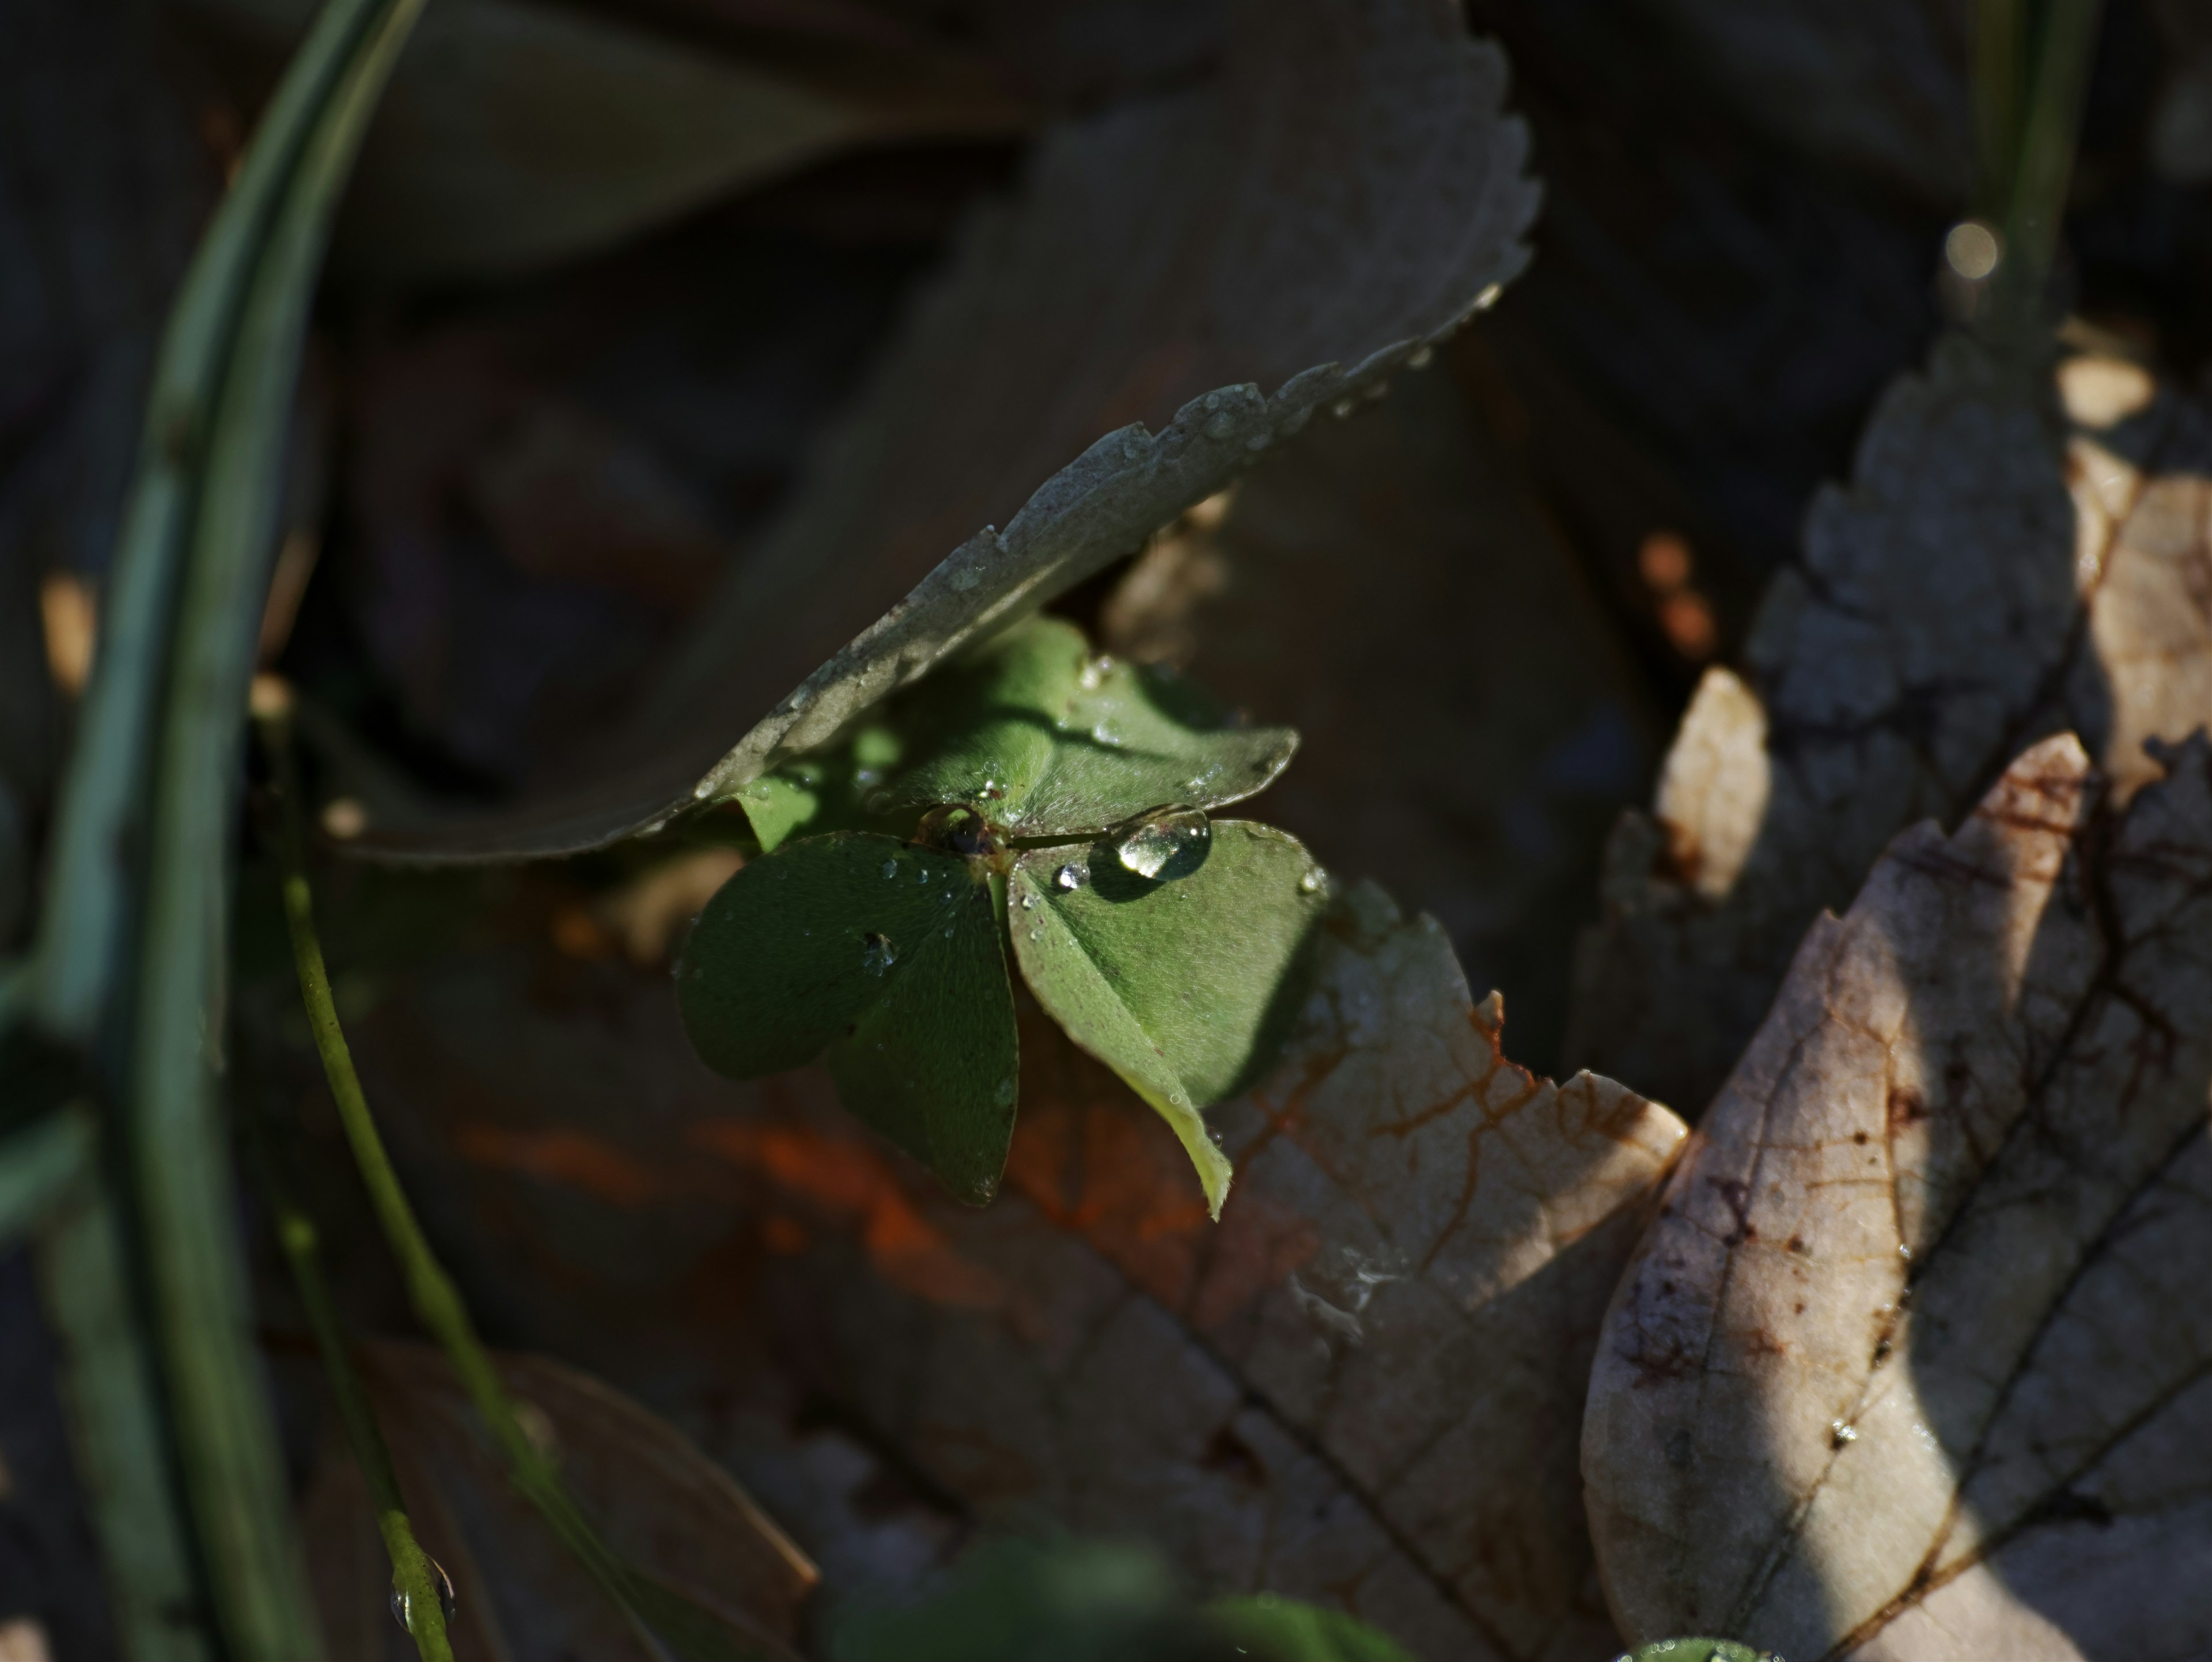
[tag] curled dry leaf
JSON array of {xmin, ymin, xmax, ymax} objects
[
  {"xmin": 1584, "ymin": 732, "xmax": 2212, "ymax": 1657},
  {"xmin": 1566, "ymin": 336, "xmax": 2212, "ymax": 1119},
  {"xmin": 301, "ymin": 1338, "xmax": 816, "ymax": 1660},
  {"xmin": 349, "ymin": 0, "xmax": 1539, "ymax": 859}
]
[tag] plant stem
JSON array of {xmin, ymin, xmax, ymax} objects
[
  {"xmin": 256, "ymin": 1145, "xmax": 453, "ymax": 1660},
  {"xmin": 253, "ymin": 693, "xmax": 673, "ymax": 1658}
]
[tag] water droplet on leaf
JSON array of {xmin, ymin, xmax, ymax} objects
[
  {"xmin": 1407, "ymin": 344, "xmax": 1434, "ymax": 369},
  {"xmin": 862, "ymin": 933, "xmax": 896, "ymax": 975},
  {"xmin": 882, "ymin": 860, "xmax": 899, "ymax": 879},
  {"xmin": 1116, "ymin": 808, "xmax": 1210, "ymax": 879},
  {"xmin": 1054, "ymin": 863, "xmax": 1084, "ymax": 892},
  {"xmin": 1298, "ymin": 868, "xmax": 1325, "ymax": 895}
]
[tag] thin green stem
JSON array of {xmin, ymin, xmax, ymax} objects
[
  {"xmin": 255, "ymin": 1142, "xmax": 453, "ymax": 1661},
  {"xmin": 254, "ymin": 697, "xmax": 671, "ymax": 1659}
]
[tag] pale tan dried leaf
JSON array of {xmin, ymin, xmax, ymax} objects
[
  {"xmin": 184, "ymin": 0, "xmax": 1025, "ymax": 287},
  {"xmin": 302, "ymin": 1339, "xmax": 816, "ymax": 1660},
  {"xmin": 1566, "ymin": 335, "xmax": 2212, "ymax": 1118},
  {"xmin": 346, "ymin": 0, "xmax": 1539, "ymax": 859},
  {"xmin": 325, "ymin": 877, "xmax": 1681, "ymax": 1660},
  {"xmin": 1584, "ymin": 732, "xmax": 2212, "ymax": 1658}
]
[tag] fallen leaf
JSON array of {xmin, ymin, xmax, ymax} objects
[
  {"xmin": 317, "ymin": 863, "xmax": 1684, "ymax": 1659},
  {"xmin": 1584, "ymin": 732, "xmax": 2212, "ymax": 1657},
  {"xmin": 184, "ymin": 0, "xmax": 1027, "ymax": 287},
  {"xmin": 301, "ymin": 1339, "xmax": 817, "ymax": 1660},
  {"xmin": 345, "ymin": 0, "xmax": 1539, "ymax": 858},
  {"xmin": 1565, "ymin": 336, "xmax": 2212, "ymax": 1118}
]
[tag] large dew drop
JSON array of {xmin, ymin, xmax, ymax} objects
[
  {"xmin": 390, "ymin": 1558, "xmax": 457, "ymax": 1634},
  {"xmin": 1115, "ymin": 808, "xmax": 1210, "ymax": 880}
]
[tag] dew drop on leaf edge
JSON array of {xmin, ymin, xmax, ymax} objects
[{"xmin": 390, "ymin": 1559, "xmax": 457, "ymax": 1634}]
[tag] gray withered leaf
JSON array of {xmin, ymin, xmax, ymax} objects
[
  {"xmin": 677, "ymin": 832, "xmax": 1018, "ymax": 1205},
  {"xmin": 1584, "ymin": 733, "xmax": 2212, "ymax": 1657},
  {"xmin": 345, "ymin": 0, "xmax": 1537, "ymax": 861}
]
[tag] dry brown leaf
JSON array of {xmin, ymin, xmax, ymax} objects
[
  {"xmin": 320, "ymin": 876, "xmax": 1683, "ymax": 1660},
  {"xmin": 1642, "ymin": 0, "xmax": 1970, "ymax": 202},
  {"xmin": 1584, "ymin": 731, "xmax": 2212, "ymax": 1658},
  {"xmin": 344, "ymin": 0, "xmax": 1539, "ymax": 859},
  {"xmin": 1103, "ymin": 357, "xmax": 1658, "ymax": 1067},
  {"xmin": 302, "ymin": 1338, "xmax": 816, "ymax": 1660},
  {"xmin": 1565, "ymin": 335, "xmax": 2212, "ymax": 1119}
]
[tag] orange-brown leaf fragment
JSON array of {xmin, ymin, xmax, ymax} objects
[{"xmin": 1584, "ymin": 732, "xmax": 2212, "ymax": 1657}]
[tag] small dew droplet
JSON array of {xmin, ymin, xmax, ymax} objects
[
  {"xmin": 391, "ymin": 1559, "xmax": 458, "ymax": 1635},
  {"xmin": 862, "ymin": 933, "xmax": 897, "ymax": 975},
  {"xmin": 1054, "ymin": 863, "xmax": 1084, "ymax": 892},
  {"xmin": 1019, "ymin": 893, "xmax": 1036, "ymax": 910},
  {"xmin": 1830, "ymin": 1419, "xmax": 1859, "ymax": 1447},
  {"xmin": 882, "ymin": 859, "xmax": 899, "ymax": 879},
  {"xmin": 1407, "ymin": 344, "xmax": 1434, "ymax": 369},
  {"xmin": 1331, "ymin": 397, "xmax": 1356, "ymax": 419},
  {"xmin": 994, "ymin": 1076, "xmax": 1016, "ymax": 1106},
  {"xmin": 1298, "ymin": 868, "xmax": 1325, "ymax": 895}
]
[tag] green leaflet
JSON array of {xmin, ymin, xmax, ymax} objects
[
  {"xmin": 677, "ymin": 832, "xmax": 1018, "ymax": 1203},
  {"xmin": 734, "ymin": 721, "xmax": 906, "ymax": 852},
  {"xmin": 1206, "ymin": 1596, "xmax": 1419, "ymax": 1662},
  {"xmin": 889, "ymin": 616, "xmax": 1297, "ymax": 836},
  {"xmin": 1009, "ymin": 822, "xmax": 1328, "ymax": 1216}
]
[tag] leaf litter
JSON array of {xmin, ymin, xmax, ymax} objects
[
  {"xmin": 296, "ymin": 865, "xmax": 1682, "ymax": 1661},
  {"xmin": 1585, "ymin": 730, "xmax": 2212, "ymax": 1658},
  {"xmin": 1565, "ymin": 333, "xmax": 2212, "ymax": 1120}
]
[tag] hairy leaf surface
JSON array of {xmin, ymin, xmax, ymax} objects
[{"xmin": 346, "ymin": 0, "xmax": 1538, "ymax": 860}]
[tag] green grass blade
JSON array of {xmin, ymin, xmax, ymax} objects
[
  {"xmin": 20, "ymin": 0, "xmax": 429, "ymax": 1652},
  {"xmin": 264, "ymin": 1173, "xmax": 454, "ymax": 1661},
  {"xmin": 38, "ymin": 1152, "xmax": 211, "ymax": 1662}
]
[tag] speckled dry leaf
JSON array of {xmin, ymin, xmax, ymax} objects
[
  {"xmin": 1566, "ymin": 335, "xmax": 2212, "ymax": 1118},
  {"xmin": 301, "ymin": 1339, "xmax": 816, "ymax": 1660},
  {"xmin": 184, "ymin": 0, "xmax": 1024, "ymax": 287},
  {"xmin": 720, "ymin": 883, "xmax": 1683, "ymax": 1661},
  {"xmin": 303, "ymin": 870, "xmax": 1679, "ymax": 1660},
  {"xmin": 1584, "ymin": 732, "xmax": 2212, "ymax": 1658},
  {"xmin": 347, "ymin": 0, "xmax": 1539, "ymax": 859}
]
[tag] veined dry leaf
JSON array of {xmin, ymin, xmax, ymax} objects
[
  {"xmin": 301, "ymin": 1339, "xmax": 816, "ymax": 1660},
  {"xmin": 181, "ymin": 0, "xmax": 1027, "ymax": 287},
  {"xmin": 323, "ymin": 874, "xmax": 1683, "ymax": 1660},
  {"xmin": 1565, "ymin": 335, "xmax": 2212, "ymax": 1118},
  {"xmin": 1584, "ymin": 732, "xmax": 2212, "ymax": 1657},
  {"xmin": 347, "ymin": 0, "xmax": 1539, "ymax": 860}
]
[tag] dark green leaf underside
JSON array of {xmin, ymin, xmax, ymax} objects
[{"xmin": 676, "ymin": 832, "xmax": 1016, "ymax": 1205}]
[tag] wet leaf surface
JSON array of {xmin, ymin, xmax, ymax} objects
[
  {"xmin": 1584, "ymin": 733, "xmax": 2212, "ymax": 1657},
  {"xmin": 345, "ymin": 0, "xmax": 1538, "ymax": 858},
  {"xmin": 1566, "ymin": 338, "xmax": 2212, "ymax": 1119},
  {"xmin": 301, "ymin": 1338, "xmax": 816, "ymax": 1660},
  {"xmin": 1008, "ymin": 821, "xmax": 1328, "ymax": 1214},
  {"xmin": 677, "ymin": 833, "xmax": 1018, "ymax": 1205}
]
